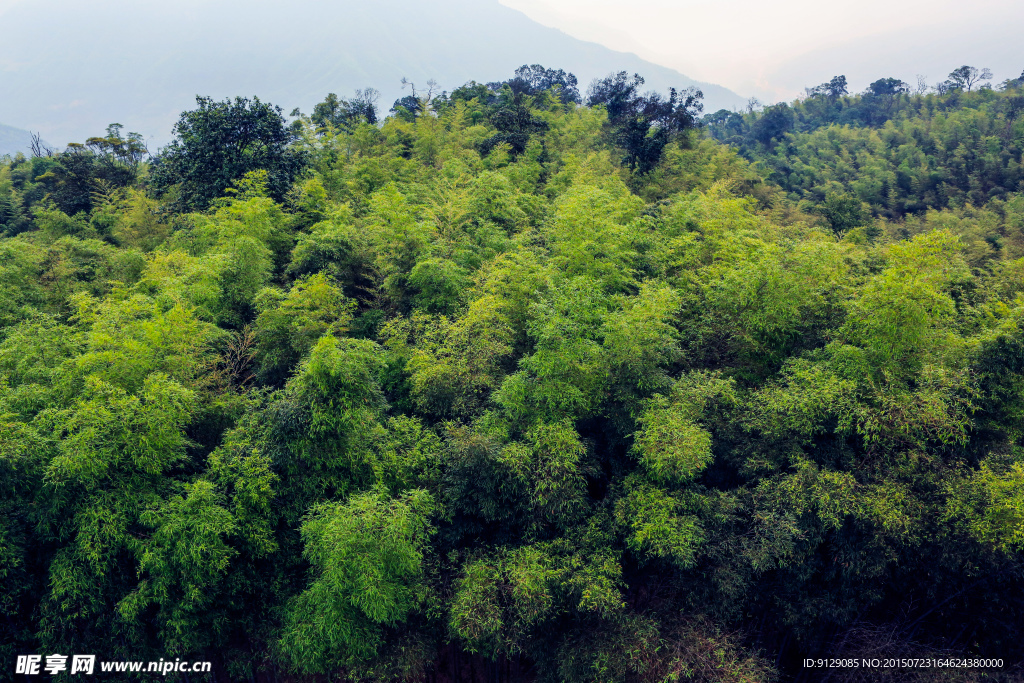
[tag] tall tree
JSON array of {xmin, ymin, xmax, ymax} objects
[
  {"xmin": 150, "ymin": 96, "xmax": 306, "ymax": 211},
  {"xmin": 750, "ymin": 102, "xmax": 793, "ymax": 146},
  {"xmin": 506, "ymin": 64, "xmax": 581, "ymax": 104},
  {"xmin": 310, "ymin": 89, "xmax": 380, "ymax": 132},
  {"xmin": 947, "ymin": 65, "xmax": 993, "ymax": 91},
  {"xmin": 806, "ymin": 75, "xmax": 848, "ymax": 101},
  {"xmin": 587, "ymin": 72, "xmax": 704, "ymax": 173}
]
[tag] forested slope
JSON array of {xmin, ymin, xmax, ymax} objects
[
  {"xmin": 706, "ymin": 72, "xmax": 1024, "ymax": 265},
  {"xmin": 2, "ymin": 68, "xmax": 1024, "ymax": 682}
]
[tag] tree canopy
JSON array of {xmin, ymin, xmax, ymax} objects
[
  {"xmin": 2, "ymin": 63, "xmax": 1023, "ymax": 683},
  {"xmin": 150, "ymin": 96, "xmax": 306, "ymax": 211}
]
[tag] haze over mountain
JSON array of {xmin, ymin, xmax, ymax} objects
[
  {"xmin": 0, "ymin": 123, "xmax": 36, "ymax": 157},
  {"xmin": 0, "ymin": 0, "xmax": 745, "ymax": 150},
  {"xmin": 756, "ymin": 17, "xmax": 1024, "ymax": 101},
  {"xmin": 499, "ymin": 0, "xmax": 1024, "ymax": 103}
]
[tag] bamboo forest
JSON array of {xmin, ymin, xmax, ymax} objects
[{"xmin": 2, "ymin": 65, "xmax": 1024, "ymax": 681}]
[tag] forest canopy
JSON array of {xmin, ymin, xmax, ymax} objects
[{"xmin": 2, "ymin": 64, "xmax": 1024, "ymax": 682}]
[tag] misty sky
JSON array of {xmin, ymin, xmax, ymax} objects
[
  {"xmin": 1, "ymin": 0, "xmax": 1021, "ymax": 106},
  {"xmin": 499, "ymin": 0, "xmax": 1024, "ymax": 100}
]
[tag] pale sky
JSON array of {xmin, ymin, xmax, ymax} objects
[
  {"xmin": 3, "ymin": 0, "xmax": 1021, "ymax": 103},
  {"xmin": 498, "ymin": 0, "xmax": 1024, "ymax": 100}
]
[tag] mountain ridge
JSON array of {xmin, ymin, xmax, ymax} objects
[
  {"xmin": 0, "ymin": 0, "xmax": 746, "ymax": 148},
  {"xmin": 0, "ymin": 123, "xmax": 36, "ymax": 157}
]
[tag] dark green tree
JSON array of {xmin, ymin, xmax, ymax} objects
[
  {"xmin": 816, "ymin": 191, "xmax": 869, "ymax": 235},
  {"xmin": 862, "ymin": 77, "xmax": 909, "ymax": 124},
  {"xmin": 506, "ymin": 64, "xmax": 581, "ymax": 104},
  {"xmin": 311, "ymin": 89, "xmax": 380, "ymax": 132},
  {"xmin": 867, "ymin": 78, "xmax": 909, "ymax": 97},
  {"xmin": 33, "ymin": 124, "xmax": 148, "ymax": 217},
  {"xmin": 750, "ymin": 102, "xmax": 793, "ymax": 146},
  {"xmin": 806, "ymin": 75, "xmax": 848, "ymax": 100},
  {"xmin": 948, "ymin": 65, "xmax": 993, "ymax": 91},
  {"xmin": 587, "ymin": 71, "xmax": 704, "ymax": 173},
  {"xmin": 150, "ymin": 96, "xmax": 306, "ymax": 210},
  {"xmin": 481, "ymin": 89, "xmax": 549, "ymax": 157}
]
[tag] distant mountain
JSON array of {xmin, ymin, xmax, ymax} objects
[
  {"xmin": 753, "ymin": 16, "xmax": 1024, "ymax": 102},
  {"xmin": 0, "ymin": 123, "xmax": 35, "ymax": 157},
  {"xmin": 0, "ymin": 0, "xmax": 745, "ymax": 150}
]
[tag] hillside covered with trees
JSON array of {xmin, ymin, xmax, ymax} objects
[
  {"xmin": 706, "ymin": 69, "xmax": 1024, "ymax": 263},
  {"xmin": 2, "ymin": 65, "xmax": 1024, "ymax": 682}
]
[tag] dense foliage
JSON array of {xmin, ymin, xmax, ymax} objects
[
  {"xmin": 706, "ymin": 71, "xmax": 1024, "ymax": 231},
  {"xmin": 2, "ymin": 65, "xmax": 1024, "ymax": 682}
]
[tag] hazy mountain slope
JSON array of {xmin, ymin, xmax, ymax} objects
[
  {"xmin": 0, "ymin": 0, "xmax": 745, "ymax": 149},
  {"xmin": 0, "ymin": 123, "xmax": 35, "ymax": 157},
  {"xmin": 757, "ymin": 18, "xmax": 1024, "ymax": 100}
]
